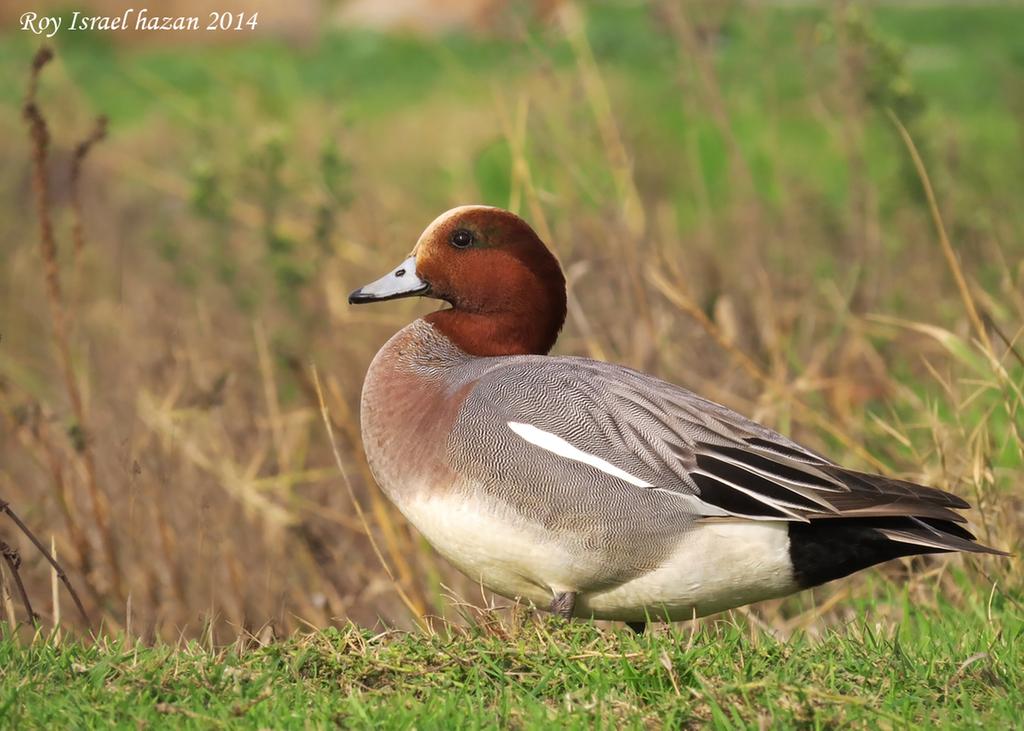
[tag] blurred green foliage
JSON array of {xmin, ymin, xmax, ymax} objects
[{"xmin": 3, "ymin": 1, "xmax": 1019, "ymax": 445}]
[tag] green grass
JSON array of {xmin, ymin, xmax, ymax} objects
[{"xmin": 2, "ymin": 589, "xmax": 1021, "ymax": 729}]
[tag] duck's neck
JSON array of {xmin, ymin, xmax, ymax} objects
[{"xmin": 424, "ymin": 300, "xmax": 565, "ymax": 357}]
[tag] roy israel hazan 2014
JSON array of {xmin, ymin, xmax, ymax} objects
[{"xmin": 20, "ymin": 9, "xmax": 216, "ymax": 37}]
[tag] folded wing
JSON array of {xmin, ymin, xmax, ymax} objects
[{"xmin": 457, "ymin": 355, "xmax": 1004, "ymax": 557}]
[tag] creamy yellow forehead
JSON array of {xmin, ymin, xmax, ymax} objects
[{"xmin": 412, "ymin": 205, "xmax": 501, "ymax": 255}]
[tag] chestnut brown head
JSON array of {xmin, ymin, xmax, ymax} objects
[{"xmin": 349, "ymin": 206, "xmax": 567, "ymax": 356}]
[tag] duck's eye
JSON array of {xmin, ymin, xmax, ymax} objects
[{"xmin": 450, "ymin": 229, "xmax": 474, "ymax": 249}]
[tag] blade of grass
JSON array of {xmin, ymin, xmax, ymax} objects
[
  {"xmin": 310, "ymin": 363, "xmax": 427, "ymax": 629},
  {"xmin": 886, "ymin": 110, "xmax": 993, "ymax": 359}
]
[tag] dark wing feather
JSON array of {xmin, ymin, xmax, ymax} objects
[{"xmin": 693, "ymin": 440, "xmax": 971, "ymax": 524}]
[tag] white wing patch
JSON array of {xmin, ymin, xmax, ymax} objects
[
  {"xmin": 506, "ymin": 422, "xmax": 653, "ymax": 488},
  {"xmin": 506, "ymin": 421, "xmax": 736, "ymax": 518}
]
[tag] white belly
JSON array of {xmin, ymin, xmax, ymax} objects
[
  {"xmin": 580, "ymin": 521, "xmax": 797, "ymax": 620},
  {"xmin": 399, "ymin": 491, "xmax": 587, "ymax": 608},
  {"xmin": 399, "ymin": 491, "xmax": 798, "ymax": 621}
]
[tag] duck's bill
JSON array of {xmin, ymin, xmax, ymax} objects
[{"xmin": 348, "ymin": 256, "xmax": 430, "ymax": 304}]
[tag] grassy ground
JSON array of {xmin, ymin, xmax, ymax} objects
[
  {"xmin": 0, "ymin": 2, "xmax": 1022, "ymax": 722},
  {"xmin": 3, "ymin": 588, "xmax": 1021, "ymax": 728}
]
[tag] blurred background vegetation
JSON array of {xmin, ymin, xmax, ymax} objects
[{"xmin": 0, "ymin": 0, "xmax": 1021, "ymax": 643}]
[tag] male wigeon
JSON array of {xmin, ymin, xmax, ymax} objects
[{"xmin": 349, "ymin": 205, "xmax": 1004, "ymax": 631}]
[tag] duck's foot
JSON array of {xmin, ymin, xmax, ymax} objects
[
  {"xmin": 626, "ymin": 621, "xmax": 646, "ymax": 635},
  {"xmin": 549, "ymin": 591, "xmax": 577, "ymax": 620}
]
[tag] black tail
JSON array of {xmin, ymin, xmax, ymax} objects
[{"xmin": 787, "ymin": 517, "xmax": 1006, "ymax": 589}]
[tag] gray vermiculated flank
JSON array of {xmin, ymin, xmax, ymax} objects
[
  {"xmin": 400, "ymin": 323, "xmax": 800, "ymax": 584},
  {"xmin": 372, "ymin": 320, "xmax": 990, "ymax": 593}
]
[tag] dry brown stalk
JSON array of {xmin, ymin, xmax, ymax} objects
[
  {"xmin": 557, "ymin": 4, "xmax": 658, "ymax": 366},
  {"xmin": 22, "ymin": 46, "xmax": 123, "ymax": 601},
  {"xmin": 70, "ymin": 115, "xmax": 108, "ymax": 262},
  {"xmin": 310, "ymin": 363, "xmax": 427, "ymax": 628},
  {"xmin": 0, "ymin": 539, "xmax": 37, "ymax": 626},
  {"xmin": 984, "ymin": 312, "xmax": 1024, "ymax": 369},
  {"xmin": 887, "ymin": 111, "xmax": 1024, "ymax": 495},
  {"xmin": 253, "ymin": 320, "xmax": 289, "ymax": 478},
  {"xmin": 280, "ymin": 357, "xmax": 430, "ymax": 611},
  {"xmin": 557, "ymin": 2, "xmax": 644, "ymax": 238},
  {"xmin": 50, "ymin": 536, "xmax": 61, "ymax": 634},
  {"xmin": 1, "ymin": 499, "xmax": 89, "ymax": 625},
  {"xmin": 1, "ymin": 408, "xmax": 98, "ymax": 605},
  {"xmin": 322, "ymin": 373, "xmax": 425, "ymax": 606},
  {"xmin": 0, "ymin": 562, "xmax": 18, "ymax": 634},
  {"xmin": 491, "ymin": 93, "xmax": 617, "ymax": 364},
  {"xmin": 886, "ymin": 111, "xmax": 993, "ymax": 358},
  {"xmin": 658, "ymin": 1, "xmax": 756, "ymax": 205},
  {"xmin": 646, "ymin": 265, "xmax": 889, "ymax": 472}
]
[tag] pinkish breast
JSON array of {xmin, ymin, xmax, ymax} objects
[{"xmin": 359, "ymin": 320, "xmax": 472, "ymax": 503}]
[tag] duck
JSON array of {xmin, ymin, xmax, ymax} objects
[{"xmin": 348, "ymin": 204, "xmax": 1004, "ymax": 631}]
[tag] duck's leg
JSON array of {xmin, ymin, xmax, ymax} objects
[
  {"xmin": 626, "ymin": 621, "xmax": 646, "ymax": 635},
  {"xmin": 549, "ymin": 591, "xmax": 576, "ymax": 621}
]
